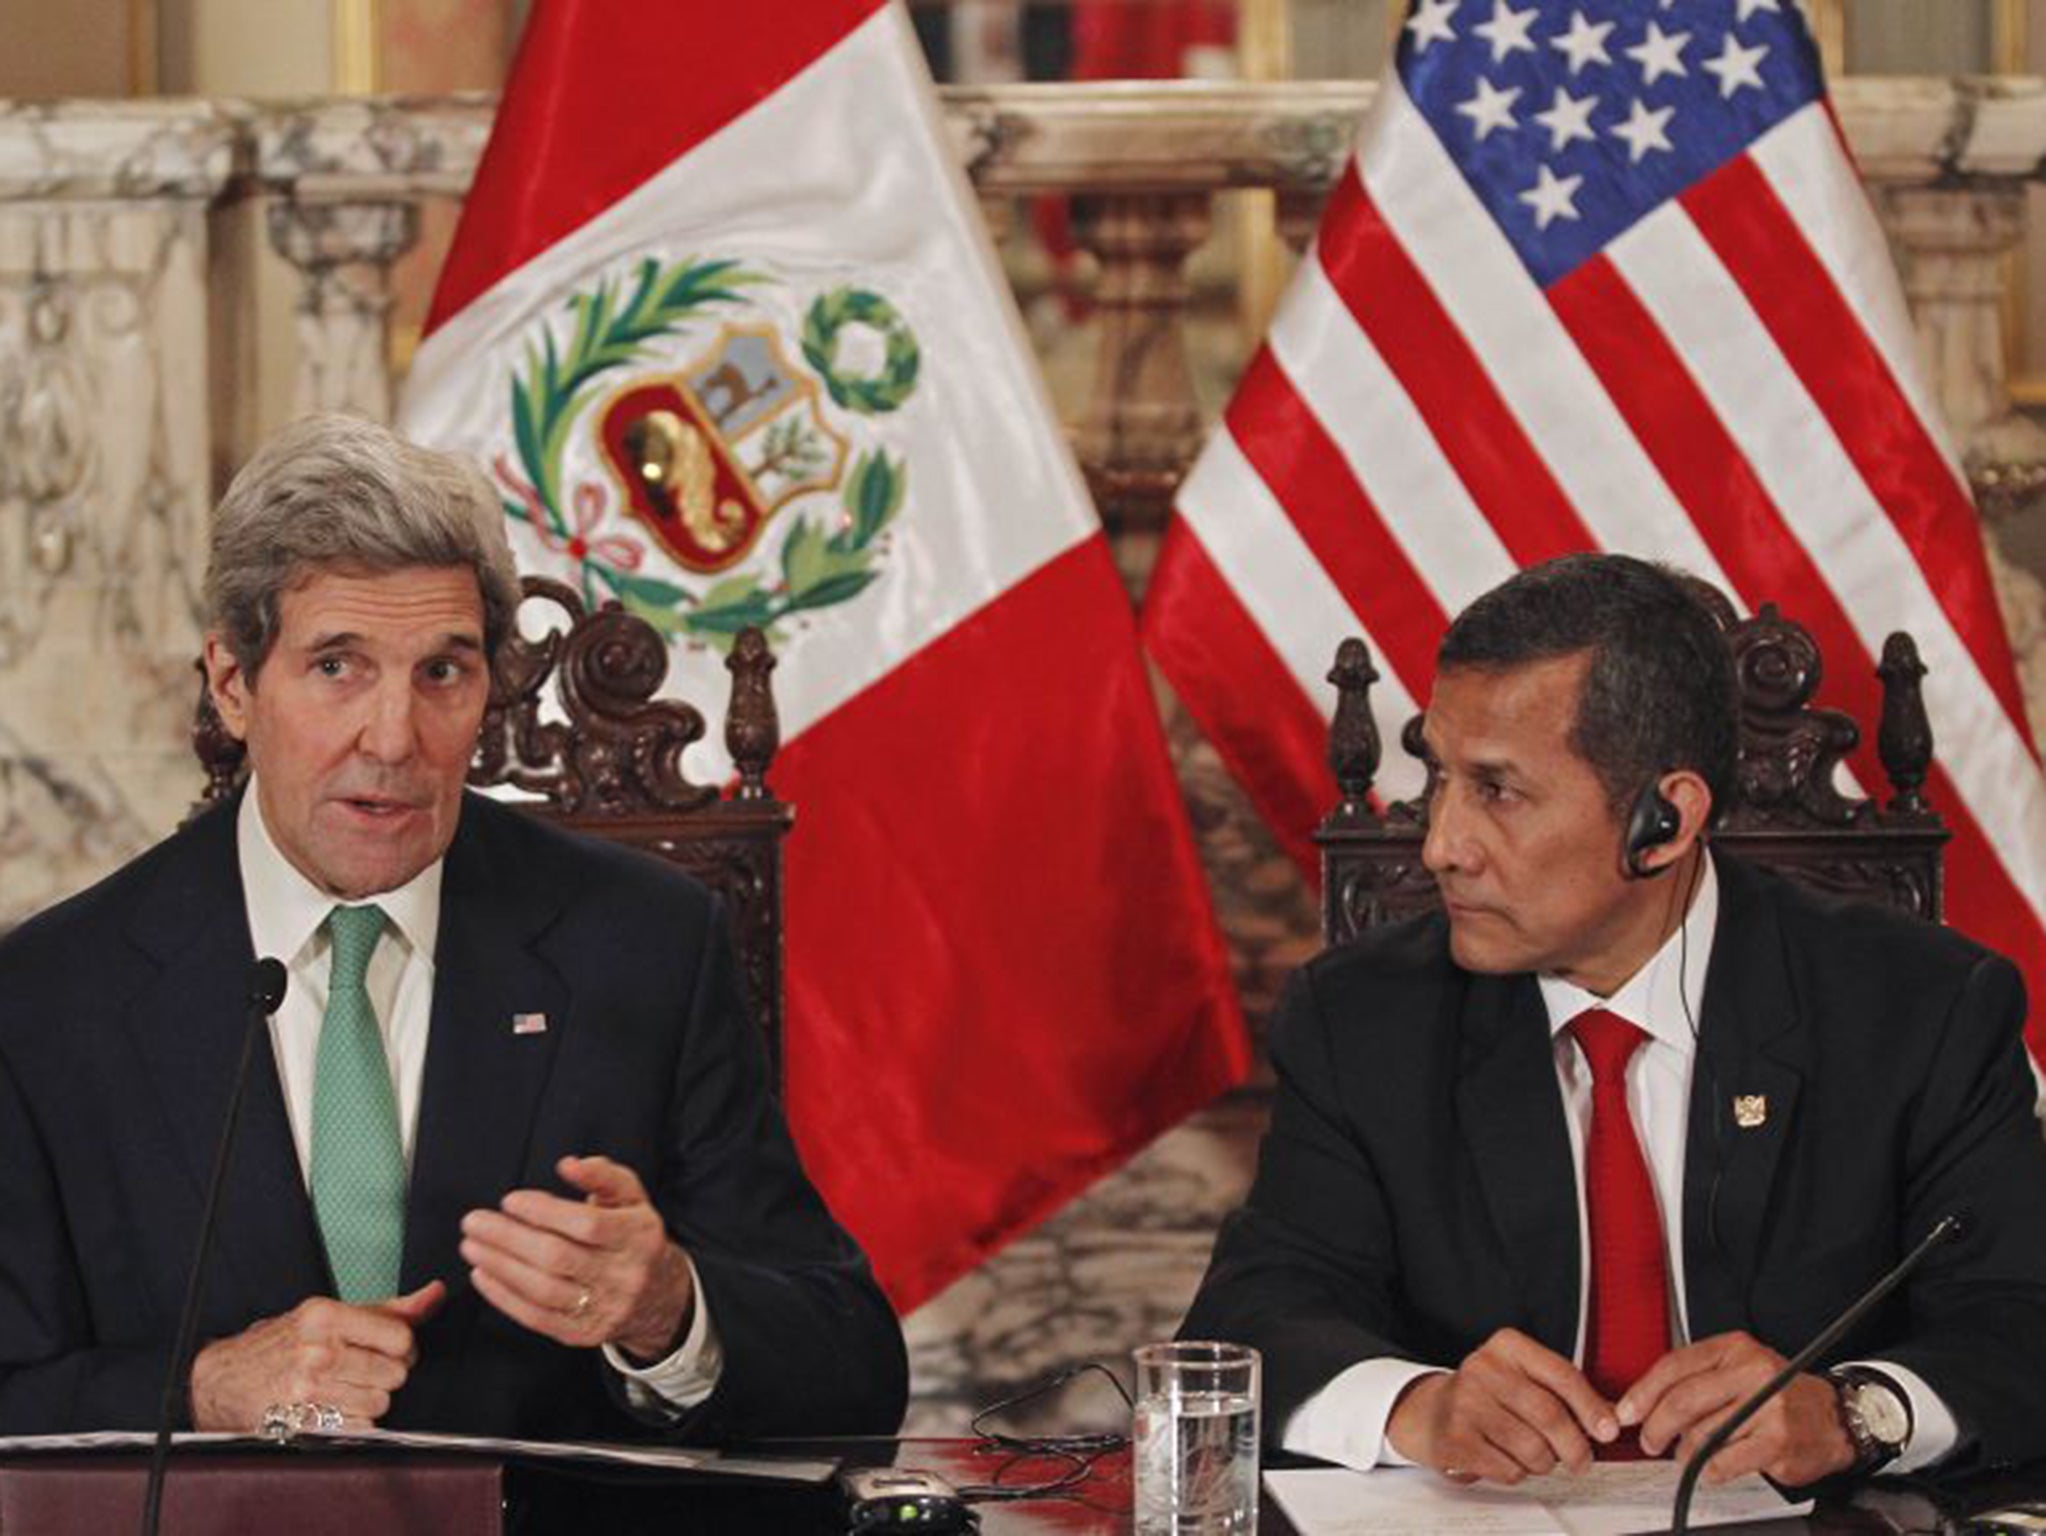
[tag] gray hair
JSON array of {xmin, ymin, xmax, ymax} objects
[{"xmin": 204, "ymin": 413, "xmax": 523, "ymax": 678}]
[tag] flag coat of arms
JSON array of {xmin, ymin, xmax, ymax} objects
[
  {"xmin": 1144, "ymin": 0, "xmax": 2046, "ymax": 1058},
  {"xmin": 403, "ymin": 0, "xmax": 1248, "ymax": 1306}
]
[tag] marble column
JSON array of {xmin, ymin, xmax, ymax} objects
[
  {"xmin": 1882, "ymin": 185, "xmax": 2046, "ymax": 512},
  {"xmin": 1882, "ymin": 181, "xmax": 2046, "ymax": 748},
  {"xmin": 254, "ymin": 98, "xmax": 489, "ymax": 426},
  {"xmin": 268, "ymin": 199, "xmax": 419, "ymax": 423},
  {"xmin": 1070, "ymin": 191, "xmax": 1213, "ymax": 592},
  {"xmin": 0, "ymin": 101, "xmax": 238, "ymax": 926}
]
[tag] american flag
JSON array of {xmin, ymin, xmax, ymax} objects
[{"xmin": 1143, "ymin": 0, "xmax": 2046, "ymax": 1057}]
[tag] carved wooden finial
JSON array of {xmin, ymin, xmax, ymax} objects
[
  {"xmin": 1723, "ymin": 603, "xmax": 1863, "ymax": 829},
  {"xmin": 1326, "ymin": 637, "xmax": 1382, "ymax": 816},
  {"xmin": 469, "ymin": 576, "xmax": 715, "ymax": 816},
  {"xmin": 726, "ymin": 627, "xmax": 780, "ymax": 801},
  {"xmin": 1876, "ymin": 631, "xmax": 1934, "ymax": 816}
]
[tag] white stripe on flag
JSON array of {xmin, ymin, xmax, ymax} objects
[
  {"xmin": 1748, "ymin": 109, "xmax": 1971, "ymax": 492},
  {"xmin": 1267, "ymin": 256, "xmax": 1519, "ymax": 616},
  {"xmin": 1177, "ymin": 431, "xmax": 1428, "ymax": 803},
  {"xmin": 1359, "ymin": 82, "xmax": 1732, "ymax": 582},
  {"xmin": 1609, "ymin": 209, "xmax": 2046, "ymax": 916}
]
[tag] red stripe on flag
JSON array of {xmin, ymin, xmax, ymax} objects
[
  {"xmin": 780, "ymin": 537, "xmax": 1250, "ymax": 1309},
  {"xmin": 1681, "ymin": 156, "xmax": 2033, "ymax": 745},
  {"xmin": 1550, "ymin": 257, "xmax": 1817, "ymax": 601},
  {"xmin": 1316, "ymin": 168, "xmax": 1597, "ymax": 569},
  {"xmin": 427, "ymin": 0, "xmax": 887, "ymax": 331},
  {"xmin": 1143, "ymin": 519, "xmax": 1334, "ymax": 880},
  {"xmin": 1939, "ymin": 771, "xmax": 2046, "ymax": 1064},
  {"xmin": 1552, "ymin": 256, "xmax": 2046, "ymax": 1059},
  {"xmin": 1225, "ymin": 346, "xmax": 1450, "ymax": 691}
]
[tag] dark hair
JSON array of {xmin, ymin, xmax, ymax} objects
[{"xmin": 1437, "ymin": 553, "xmax": 1738, "ymax": 820}]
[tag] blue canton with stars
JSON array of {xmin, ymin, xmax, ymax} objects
[{"xmin": 1399, "ymin": 0, "xmax": 1822, "ymax": 287}]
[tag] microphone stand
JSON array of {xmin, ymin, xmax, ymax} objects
[
  {"xmin": 1670, "ymin": 1213, "xmax": 1967, "ymax": 1535},
  {"xmin": 138, "ymin": 959, "xmax": 288, "ymax": 1536}
]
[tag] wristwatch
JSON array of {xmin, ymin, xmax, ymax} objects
[{"xmin": 1827, "ymin": 1366, "xmax": 1913, "ymax": 1476}]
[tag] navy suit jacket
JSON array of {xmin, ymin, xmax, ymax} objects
[
  {"xmin": 1182, "ymin": 855, "xmax": 2046, "ymax": 1472},
  {"xmin": 0, "ymin": 791, "xmax": 907, "ymax": 1438}
]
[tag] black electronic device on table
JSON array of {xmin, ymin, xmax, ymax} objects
[{"xmin": 839, "ymin": 1467, "xmax": 975, "ymax": 1533}]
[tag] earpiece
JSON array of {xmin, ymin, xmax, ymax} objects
[{"xmin": 1623, "ymin": 778, "xmax": 1681, "ymax": 878}]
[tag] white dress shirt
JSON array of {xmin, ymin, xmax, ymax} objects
[
  {"xmin": 1281, "ymin": 855, "xmax": 1956, "ymax": 1471},
  {"xmin": 235, "ymin": 784, "xmax": 721, "ymax": 1413}
]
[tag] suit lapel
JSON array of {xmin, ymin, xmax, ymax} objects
[
  {"xmin": 398, "ymin": 801, "xmax": 570, "ymax": 1420},
  {"xmin": 1457, "ymin": 974, "xmax": 1582, "ymax": 1358},
  {"xmin": 120, "ymin": 801, "xmax": 329, "ymax": 1320},
  {"xmin": 1682, "ymin": 857, "xmax": 1808, "ymax": 1340}
]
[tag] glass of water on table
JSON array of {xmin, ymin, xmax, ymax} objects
[{"xmin": 1132, "ymin": 1340, "xmax": 1260, "ymax": 1535}]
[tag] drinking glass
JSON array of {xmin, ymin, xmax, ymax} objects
[{"xmin": 1132, "ymin": 1340, "xmax": 1260, "ymax": 1535}]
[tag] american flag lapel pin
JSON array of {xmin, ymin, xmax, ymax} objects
[{"xmin": 511, "ymin": 1012, "xmax": 549, "ymax": 1036}]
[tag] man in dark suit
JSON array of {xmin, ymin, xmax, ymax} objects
[
  {"xmin": 0, "ymin": 413, "xmax": 906, "ymax": 1439},
  {"xmin": 1184, "ymin": 553, "xmax": 2046, "ymax": 1488}
]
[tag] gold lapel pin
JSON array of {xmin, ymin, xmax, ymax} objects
[{"xmin": 1733, "ymin": 1094, "xmax": 1768, "ymax": 1129}]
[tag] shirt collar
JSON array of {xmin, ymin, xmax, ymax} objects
[
  {"xmin": 237, "ymin": 778, "xmax": 444, "ymax": 967},
  {"xmin": 1537, "ymin": 850, "xmax": 1719, "ymax": 1057}
]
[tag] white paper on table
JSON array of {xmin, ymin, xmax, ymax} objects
[{"xmin": 1264, "ymin": 1464, "xmax": 1814, "ymax": 1536}]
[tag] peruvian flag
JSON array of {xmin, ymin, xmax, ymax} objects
[{"xmin": 400, "ymin": 0, "xmax": 1248, "ymax": 1307}]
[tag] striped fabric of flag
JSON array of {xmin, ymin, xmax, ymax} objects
[{"xmin": 1143, "ymin": 0, "xmax": 2046, "ymax": 1058}]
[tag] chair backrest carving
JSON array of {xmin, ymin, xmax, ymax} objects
[
  {"xmin": 1317, "ymin": 596, "xmax": 1948, "ymax": 946},
  {"xmin": 194, "ymin": 575, "xmax": 795, "ymax": 1089}
]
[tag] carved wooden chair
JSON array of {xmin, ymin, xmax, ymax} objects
[
  {"xmin": 1316, "ymin": 588, "xmax": 1948, "ymax": 947},
  {"xmin": 193, "ymin": 575, "xmax": 796, "ymax": 1090}
]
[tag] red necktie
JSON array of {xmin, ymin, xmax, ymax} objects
[{"xmin": 1571, "ymin": 1009, "xmax": 1670, "ymax": 1457}]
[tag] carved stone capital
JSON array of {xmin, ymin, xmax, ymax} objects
[
  {"xmin": 937, "ymin": 80, "xmax": 1366, "ymax": 197},
  {"xmin": 263, "ymin": 200, "xmax": 419, "ymax": 422},
  {"xmin": 266, "ymin": 199, "xmax": 419, "ymax": 274},
  {"xmin": 250, "ymin": 97, "xmax": 495, "ymax": 200}
]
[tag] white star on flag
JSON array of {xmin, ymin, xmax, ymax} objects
[
  {"xmin": 1533, "ymin": 86, "xmax": 1599, "ymax": 152},
  {"xmin": 1549, "ymin": 10, "xmax": 1615, "ymax": 74},
  {"xmin": 1406, "ymin": 0, "xmax": 1460, "ymax": 52},
  {"xmin": 1703, "ymin": 32, "xmax": 1769, "ymax": 97},
  {"xmin": 1627, "ymin": 21, "xmax": 1691, "ymax": 85},
  {"xmin": 1608, "ymin": 96, "xmax": 1676, "ymax": 162},
  {"xmin": 1473, "ymin": 0, "xmax": 1538, "ymax": 64},
  {"xmin": 1736, "ymin": 0, "xmax": 1780, "ymax": 19},
  {"xmin": 1456, "ymin": 76, "xmax": 1523, "ymax": 141},
  {"xmin": 1519, "ymin": 162, "xmax": 1584, "ymax": 229}
]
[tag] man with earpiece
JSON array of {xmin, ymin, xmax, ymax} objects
[{"xmin": 1183, "ymin": 553, "xmax": 2046, "ymax": 1490}]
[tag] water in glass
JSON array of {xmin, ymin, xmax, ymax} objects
[{"xmin": 1133, "ymin": 1387, "xmax": 1258, "ymax": 1535}]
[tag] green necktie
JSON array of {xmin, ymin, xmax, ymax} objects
[{"xmin": 310, "ymin": 903, "xmax": 405, "ymax": 1302}]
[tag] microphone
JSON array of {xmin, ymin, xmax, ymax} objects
[
  {"xmin": 1670, "ymin": 1212, "xmax": 1969, "ymax": 1535},
  {"xmin": 138, "ymin": 958, "xmax": 288, "ymax": 1536}
]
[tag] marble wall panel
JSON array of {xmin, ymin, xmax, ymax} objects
[{"xmin": 0, "ymin": 103, "xmax": 231, "ymax": 929}]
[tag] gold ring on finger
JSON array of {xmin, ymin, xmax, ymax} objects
[{"xmin": 570, "ymin": 1285, "xmax": 594, "ymax": 1320}]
